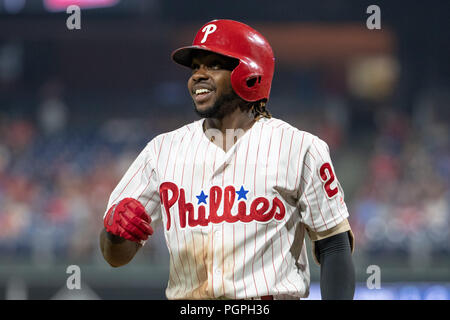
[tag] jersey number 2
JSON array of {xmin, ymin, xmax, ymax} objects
[{"xmin": 319, "ymin": 163, "xmax": 338, "ymax": 199}]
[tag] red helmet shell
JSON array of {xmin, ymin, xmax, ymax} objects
[{"xmin": 172, "ymin": 19, "xmax": 275, "ymax": 102}]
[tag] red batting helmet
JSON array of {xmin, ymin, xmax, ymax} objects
[{"xmin": 171, "ymin": 19, "xmax": 275, "ymax": 102}]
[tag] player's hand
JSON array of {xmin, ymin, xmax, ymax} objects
[{"xmin": 104, "ymin": 198, "xmax": 153, "ymax": 243}]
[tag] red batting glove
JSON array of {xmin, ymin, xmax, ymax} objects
[{"xmin": 104, "ymin": 198, "xmax": 153, "ymax": 243}]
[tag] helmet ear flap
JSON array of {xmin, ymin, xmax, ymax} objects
[
  {"xmin": 246, "ymin": 76, "xmax": 262, "ymax": 88},
  {"xmin": 231, "ymin": 59, "xmax": 264, "ymax": 102}
]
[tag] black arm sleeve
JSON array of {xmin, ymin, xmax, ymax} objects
[{"xmin": 315, "ymin": 231, "xmax": 355, "ymax": 300}]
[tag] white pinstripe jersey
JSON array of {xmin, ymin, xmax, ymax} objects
[{"xmin": 105, "ymin": 116, "xmax": 350, "ymax": 300}]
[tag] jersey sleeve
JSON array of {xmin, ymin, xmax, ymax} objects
[
  {"xmin": 297, "ymin": 136, "xmax": 350, "ymax": 236},
  {"xmin": 104, "ymin": 141, "xmax": 162, "ymax": 232}
]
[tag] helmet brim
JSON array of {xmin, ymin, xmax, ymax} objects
[{"xmin": 171, "ymin": 45, "xmax": 239, "ymax": 69}]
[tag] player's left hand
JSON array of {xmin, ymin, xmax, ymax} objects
[{"xmin": 104, "ymin": 197, "xmax": 153, "ymax": 243}]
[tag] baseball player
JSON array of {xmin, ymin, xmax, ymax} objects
[{"xmin": 100, "ymin": 19, "xmax": 355, "ymax": 300}]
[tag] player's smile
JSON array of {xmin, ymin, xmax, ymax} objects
[{"xmin": 192, "ymin": 84, "xmax": 215, "ymax": 104}]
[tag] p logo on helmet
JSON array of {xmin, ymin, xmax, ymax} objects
[{"xmin": 200, "ymin": 24, "xmax": 217, "ymax": 43}]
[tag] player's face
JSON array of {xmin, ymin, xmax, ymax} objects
[{"xmin": 188, "ymin": 51, "xmax": 240, "ymax": 118}]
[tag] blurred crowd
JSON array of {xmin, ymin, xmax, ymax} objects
[
  {"xmin": 349, "ymin": 92, "xmax": 450, "ymax": 264},
  {"xmin": 0, "ymin": 84, "xmax": 448, "ymax": 268},
  {"xmin": 0, "ymin": 85, "xmax": 166, "ymax": 264}
]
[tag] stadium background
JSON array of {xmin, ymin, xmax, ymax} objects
[{"xmin": 0, "ymin": 0, "xmax": 449, "ymax": 299}]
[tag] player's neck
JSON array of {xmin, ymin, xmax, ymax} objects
[
  {"xmin": 203, "ymin": 109, "xmax": 256, "ymax": 134},
  {"xmin": 203, "ymin": 109, "xmax": 256, "ymax": 152}
]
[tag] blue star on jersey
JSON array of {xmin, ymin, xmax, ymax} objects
[
  {"xmin": 196, "ymin": 187, "xmax": 249, "ymax": 204},
  {"xmin": 196, "ymin": 190, "xmax": 208, "ymax": 205},
  {"xmin": 236, "ymin": 185, "xmax": 249, "ymax": 200}
]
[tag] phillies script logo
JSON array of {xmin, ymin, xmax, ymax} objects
[{"xmin": 159, "ymin": 182, "xmax": 286, "ymax": 230}]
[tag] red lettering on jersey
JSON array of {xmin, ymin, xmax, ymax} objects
[
  {"xmin": 159, "ymin": 182, "xmax": 179, "ymax": 230},
  {"xmin": 223, "ymin": 186, "xmax": 239, "ymax": 223},
  {"xmin": 197, "ymin": 205, "xmax": 209, "ymax": 227},
  {"xmin": 237, "ymin": 201, "xmax": 252, "ymax": 223},
  {"xmin": 178, "ymin": 189, "xmax": 194, "ymax": 228},
  {"xmin": 209, "ymin": 186, "xmax": 223, "ymax": 224},
  {"xmin": 251, "ymin": 197, "xmax": 272, "ymax": 222},
  {"xmin": 159, "ymin": 182, "xmax": 286, "ymax": 230},
  {"xmin": 319, "ymin": 163, "xmax": 338, "ymax": 199},
  {"xmin": 272, "ymin": 197, "xmax": 286, "ymax": 220}
]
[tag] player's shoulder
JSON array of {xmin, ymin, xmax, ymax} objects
[
  {"xmin": 262, "ymin": 117, "xmax": 326, "ymax": 148},
  {"xmin": 144, "ymin": 120, "xmax": 202, "ymax": 154}
]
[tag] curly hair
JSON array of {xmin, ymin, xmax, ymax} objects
[{"xmin": 248, "ymin": 100, "xmax": 272, "ymax": 120}]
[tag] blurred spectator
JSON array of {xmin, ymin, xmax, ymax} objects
[{"xmin": 37, "ymin": 79, "xmax": 68, "ymax": 136}]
